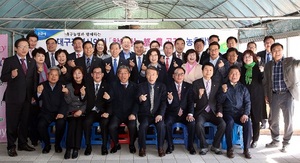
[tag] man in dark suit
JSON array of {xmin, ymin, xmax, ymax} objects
[
  {"xmin": 36, "ymin": 66, "xmax": 67, "ymax": 154},
  {"xmin": 75, "ymin": 41, "xmax": 104, "ymax": 83},
  {"xmin": 203, "ymin": 42, "xmax": 229, "ymax": 84},
  {"xmin": 119, "ymin": 36, "xmax": 135, "ymax": 60},
  {"xmin": 200, "ymin": 35, "xmax": 221, "ymax": 65},
  {"xmin": 82, "ymin": 66, "xmax": 111, "ymax": 155},
  {"xmin": 165, "ymin": 67, "xmax": 196, "ymax": 155},
  {"xmin": 26, "ymin": 32, "xmax": 38, "ymax": 58},
  {"xmin": 222, "ymin": 36, "xmax": 243, "ymax": 63},
  {"xmin": 173, "ymin": 38, "xmax": 186, "ymax": 62},
  {"xmin": 192, "ymin": 62, "xmax": 226, "ymax": 155},
  {"xmin": 194, "ymin": 38, "xmax": 205, "ymax": 65},
  {"xmin": 257, "ymin": 35, "xmax": 275, "ymax": 129},
  {"xmin": 103, "ymin": 42, "xmax": 129, "ymax": 83},
  {"xmin": 1, "ymin": 38, "xmax": 37, "ymax": 157},
  {"xmin": 67, "ymin": 37, "xmax": 84, "ymax": 67},
  {"xmin": 137, "ymin": 66, "xmax": 167, "ymax": 157},
  {"xmin": 162, "ymin": 41, "xmax": 183, "ymax": 84},
  {"xmin": 129, "ymin": 40, "xmax": 147, "ymax": 84},
  {"xmin": 44, "ymin": 38, "xmax": 58, "ymax": 68},
  {"xmin": 108, "ymin": 65, "xmax": 138, "ymax": 154},
  {"xmin": 257, "ymin": 36, "xmax": 275, "ymax": 68}
]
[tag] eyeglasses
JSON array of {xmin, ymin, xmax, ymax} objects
[{"xmin": 18, "ymin": 46, "xmax": 29, "ymax": 49}]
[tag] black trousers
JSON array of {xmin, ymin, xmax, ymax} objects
[
  {"xmin": 138, "ymin": 115, "xmax": 165, "ymax": 149},
  {"xmin": 108, "ymin": 115, "xmax": 137, "ymax": 146},
  {"xmin": 37, "ymin": 114, "xmax": 66, "ymax": 147},
  {"xmin": 66, "ymin": 116, "xmax": 84, "ymax": 149},
  {"xmin": 6, "ymin": 101, "xmax": 31, "ymax": 149},
  {"xmin": 28, "ymin": 104, "xmax": 40, "ymax": 144},
  {"xmin": 165, "ymin": 114, "xmax": 195, "ymax": 148},
  {"xmin": 83, "ymin": 111, "xmax": 109, "ymax": 149},
  {"xmin": 223, "ymin": 114, "xmax": 252, "ymax": 150}
]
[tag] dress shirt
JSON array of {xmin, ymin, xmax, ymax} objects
[{"xmin": 209, "ymin": 56, "xmax": 220, "ymax": 67}]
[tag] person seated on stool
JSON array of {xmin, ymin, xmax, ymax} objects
[
  {"xmin": 137, "ymin": 66, "xmax": 167, "ymax": 157},
  {"xmin": 165, "ymin": 67, "xmax": 196, "ymax": 155},
  {"xmin": 36, "ymin": 66, "xmax": 67, "ymax": 154},
  {"xmin": 82, "ymin": 66, "xmax": 111, "ymax": 155},
  {"xmin": 192, "ymin": 62, "xmax": 226, "ymax": 155},
  {"xmin": 108, "ymin": 65, "xmax": 138, "ymax": 154},
  {"xmin": 62, "ymin": 66, "xmax": 87, "ymax": 159},
  {"xmin": 217, "ymin": 65, "xmax": 252, "ymax": 159}
]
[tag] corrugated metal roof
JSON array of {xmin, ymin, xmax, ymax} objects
[{"xmin": 0, "ymin": 0, "xmax": 300, "ymax": 40}]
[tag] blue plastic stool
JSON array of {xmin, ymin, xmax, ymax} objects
[
  {"xmin": 221, "ymin": 123, "xmax": 244, "ymax": 149},
  {"xmin": 172, "ymin": 122, "xmax": 188, "ymax": 149},
  {"xmin": 82, "ymin": 122, "xmax": 110, "ymax": 149},
  {"xmin": 195, "ymin": 122, "xmax": 217, "ymax": 148},
  {"xmin": 41, "ymin": 122, "xmax": 67, "ymax": 148},
  {"xmin": 145, "ymin": 124, "xmax": 158, "ymax": 147}
]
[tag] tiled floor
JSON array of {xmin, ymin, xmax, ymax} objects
[{"xmin": 0, "ymin": 135, "xmax": 300, "ymax": 163}]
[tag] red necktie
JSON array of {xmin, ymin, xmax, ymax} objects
[
  {"xmin": 177, "ymin": 84, "xmax": 181, "ymax": 100},
  {"xmin": 166, "ymin": 57, "xmax": 169, "ymax": 71},
  {"xmin": 20, "ymin": 58, "xmax": 27, "ymax": 75},
  {"xmin": 77, "ymin": 53, "xmax": 81, "ymax": 58}
]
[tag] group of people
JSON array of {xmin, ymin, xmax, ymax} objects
[{"xmin": 1, "ymin": 33, "xmax": 299, "ymax": 160}]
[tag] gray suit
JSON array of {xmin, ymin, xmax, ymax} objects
[{"xmin": 263, "ymin": 57, "xmax": 300, "ymax": 144}]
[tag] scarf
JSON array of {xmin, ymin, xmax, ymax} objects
[
  {"xmin": 186, "ymin": 62, "xmax": 197, "ymax": 74},
  {"xmin": 244, "ymin": 62, "xmax": 256, "ymax": 85},
  {"xmin": 72, "ymin": 81, "xmax": 84, "ymax": 96}
]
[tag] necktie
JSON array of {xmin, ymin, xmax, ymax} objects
[
  {"xmin": 95, "ymin": 83, "xmax": 99, "ymax": 96},
  {"xmin": 20, "ymin": 58, "xmax": 27, "ymax": 75},
  {"xmin": 51, "ymin": 53, "xmax": 56, "ymax": 67},
  {"xmin": 166, "ymin": 57, "xmax": 169, "ymax": 71},
  {"xmin": 205, "ymin": 81, "xmax": 211, "ymax": 112},
  {"xmin": 77, "ymin": 53, "xmax": 81, "ymax": 58},
  {"xmin": 86, "ymin": 58, "xmax": 91, "ymax": 72},
  {"xmin": 177, "ymin": 84, "xmax": 181, "ymax": 100},
  {"xmin": 177, "ymin": 53, "xmax": 181, "ymax": 59},
  {"xmin": 150, "ymin": 85, "xmax": 154, "ymax": 114},
  {"xmin": 122, "ymin": 83, "xmax": 127, "ymax": 89},
  {"xmin": 137, "ymin": 56, "xmax": 142, "ymax": 72},
  {"xmin": 113, "ymin": 58, "xmax": 117, "ymax": 75},
  {"xmin": 266, "ymin": 53, "xmax": 271, "ymax": 63}
]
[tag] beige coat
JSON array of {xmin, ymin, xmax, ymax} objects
[{"xmin": 182, "ymin": 63, "xmax": 203, "ymax": 84}]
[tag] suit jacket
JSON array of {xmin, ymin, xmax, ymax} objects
[
  {"xmin": 200, "ymin": 49, "xmax": 222, "ymax": 65},
  {"xmin": 119, "ymin": 51, "xmax": 135, "ymax": 60},
  {"xmin": 57, "ymin": 64, "xmax": 72, "ymax": 85},
  {"xmin": 110, "ymin": 81, "xmax": 139, "ymax": 119},
  {"xmin": 129, "ymin": 53, "xmax": 147, "ymax": 84},
  {"xmin": 263, "ymin": 57, "xmax": 300, "ymax": 103},
  {"xmin": 192, "ymin": 78, "xmax": 221, "ymax": 117},
  {"xmin": 257, "ymin": 50, "xmax": 273, "ymax": 67},
  {"xmin": 166, "ymin": 81, "xmax": 194, "ymax": 117},
  {"xmin": 163, "ymin": 56, "xmax": 183, "ymax": 84},
  {"xmin": 172, "ymin": 52, "xmax": 186, "ymax": 63},
  {"xmin": 45, "ymin": 52, "xmax": 57, "ymax": 68},
  {"xmin": 37, "ymin": 81, "xmax": 68, "ymax": 118},
  {"xmin": 75, "ymin": 55, "xmax": 104, "ymax": 82},
  {"xmin": 137, "ymin": 82, "xmax": 167, "ymax": 117},
  {"xmin": 67, "ymin": 52, "xmax": 76, "ymax": 61},
  {"xmin": 84, "ymin": 81, "xmax": 111, "ymax": 115},
  {"xmin": 203, "ymin": 57, "xmax": 229, "ymax": 83},
  {"xmin": 103, "ymin": 57, "xmax": 129, "ymax": 83},
  {"xmin": 1, "ymin": 55, "xmax": 36, "ymax": 103}
]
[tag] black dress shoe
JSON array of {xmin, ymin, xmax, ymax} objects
[
  {"xmin": 166, "ymin": 146, "xmax": 173, "ymax": 154},
  {"xmin": 129, "ymin": 145, "xmax": 136, "ymax": 153},
  {"xmin": 84, "ymin": 145, "xmax": 92, "ymax": 155},
  {"xmin": 188, "ymin": 147, "xmax": 196, "ymax": 155},
  {"xmin": 64, "ymin": 149, "xmax": 71, "ymax": 159},
  {"xmin": 139, "ymin": 148, "xmax": 146, "ymax": 157},
  {"xmin": 72, "ymin": 149, "xmax": 78, "ymax": 159},
  {"xmin": 42, "ymin": 145, "xmax": 51, "ymax": 154},
  {"xmin": 110, "ymin": 144, "xmax": 121, "ymax": 153},
  {"xmin": 226, "ymin": 148, "xmax": 235, "ymax": 158},
  {"xmin": 31, "ymin": 141, "xmax": 38, "ymax": 147},
  {"xmin": 8, "ymin": 148, "xmax": 18, "ymax": 157},
  {"xmin": 251, "ymin": 141, "xmax": 257, "ymax": 148},
  {"xmin": 55, "ymin": 145, "xmax": 62, "ymax": 153},
  {"xmin": 18, "ymin": 144, "xmax": 35, "ymax": 151},
  {"xmin": 101, "ymin": 148, "xmax": 108, "ymax": 155}
]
